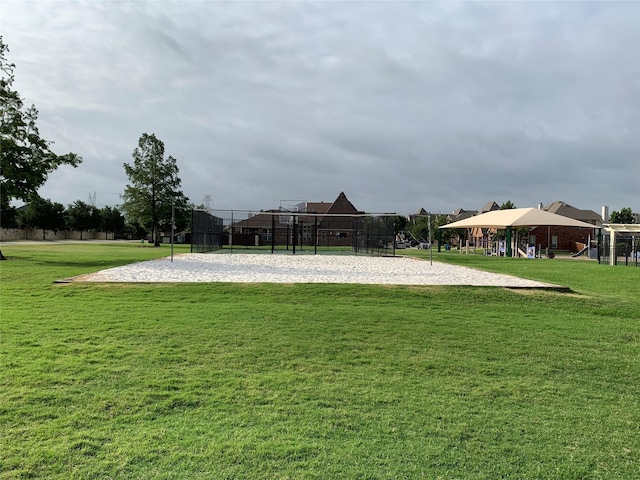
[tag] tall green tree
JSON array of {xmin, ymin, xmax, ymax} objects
[
  {"xmin": 433, "ymin": 214, "xmax": 453, "ymax": 246},
  {"xmin": 0, "ymin": 37, "xmax": 82, "ymax": 258},
  {"xmin": 17, "ymin": 197, "xmax": 66, "ymax": 239},
  {"xmin": 101, "ymin": 205, "xmax": 126, "ymax": 239},
  {"xmin": 65, "ymin": 200, "xmax": 101, "ymax": 239},
  {"xmin": 121, "ymin": 133, "xmax": 189, "ymax": 246},
  {"xmin": 410, "ymin": 213, "xmax": 443, "ymax": 244},
  {"xmin": 409, "ymin": 214, "xmax": 430, "ymax": 242},
  {"xmin": 391, "ymin": 215, "xmax": 409, "ymax": 239},
  {"xmin": 609, "ymin": 207, "xmax": 635, "ymax": 224}
]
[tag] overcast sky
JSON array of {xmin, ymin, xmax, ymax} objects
[{"xmin": 2, "ymin": 1, "xmax": 638, "ymax": 215}]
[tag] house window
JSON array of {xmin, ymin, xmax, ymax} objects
[
  {"xmin": 529, "ymin": 235, "xmax": 536, "ymax": 245},
  {"xmin": 551, "ymin": 235, "xmax": 558, "ymax": 249}
]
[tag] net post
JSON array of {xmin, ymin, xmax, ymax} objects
[
  {"xmin": 314, "ymin": 214, "xmax": 318, "ymax": 255},
  {"xmin": 271, "ymin": 213, "xmax": 275, "ymax": 254}
]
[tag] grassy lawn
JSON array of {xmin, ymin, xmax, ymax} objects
[{"xmin": 1, "ymin": 242, "xmax": 638, "ymax": 479}]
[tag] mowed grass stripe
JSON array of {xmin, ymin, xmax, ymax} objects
[{"xmin": 1, "ymin": 242, "xmax": 638, "ymax": 479}]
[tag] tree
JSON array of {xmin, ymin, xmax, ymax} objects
[
  {"xmin": 0, "ymin": 203, "xmax": 17, "ymax": 228},
  {"xmin": 159, "ymin": 201, "xmax": 194, "ymax": 238},
  {"xmin": 391, "ymin": 215, "xmax": 409, "ymax": 243},
  {"xmin": 124, "ymin": 220, "xmax": 148, "ymax": 240},
  {"xmin": 17, "ymin": 197, "xmax": 66, "ymax": 239},
  {"xmin": 65, "ymin": 200, "xmax": 101, "ymax": 239},
  {"xmin": 499, "ymin": 200, "xmax": 517, "ymax": 210},
  {"xmin": 609, "ymin": 207, "xmax": 635, "ymax": 224},
  {"xmin": 121, "ymin": 133, "xmax": 189, "ymax": 246},
  {"xmin": 410, "ymin": 213, "xmax": 446, "ymax": 245},
  {"xmin": 409, "ymin": 214, "xmax": 431, "ymax": 242},
  {"xmin": 0, "ymin": 37, "xmax": 82, "ymax": 259},
  {"xmin": 101, "ymin": 206, "xmax": 126, "ymax": 239},
  {"xmin": 433, "ymin": 214, "xmax": 453, "ymax": 246}
]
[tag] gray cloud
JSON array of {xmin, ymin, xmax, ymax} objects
[{"xmin": 1, "ymin": 0, "xmax": 638, "ymax": 215}]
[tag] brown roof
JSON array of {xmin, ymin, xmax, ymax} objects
[
  {"xmin": 230, "ymin": 192, "xmax": 362, "ymax": 229},
  {"xmin": 449, "ymin": 209, "xmax": 477, "ymax": 221},
  {"xmin": 323, "ymin": 192, "xmax": 361, "ymax": 216},
  {"xmin": 543, "ymin": 201, "xmax": 602, "ymax": 223},
  {"xmin": 479, "ymin": 201, "xmax": 500, "ymax": 213}
]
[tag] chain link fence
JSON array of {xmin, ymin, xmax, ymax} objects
[
  {"xmin": 599, "ymin": 232, "xmax": 639, "ymax": 266},
  {"xmin": 191, "ymin": 209, "xmax": 398, "ymax": 255}
]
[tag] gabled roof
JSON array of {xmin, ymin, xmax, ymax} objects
[
  {"xmin": 543, "ymin": 201, "xmax": 602, "ymax": 223},
  {"xmin": 415, "ymin": 208, "xmax": 428, "ymax": 215},
  {"xmin": 230, "ymin": 209, "xmax": 280, "ymax": 229},
  {"xmin": 230, "ymin": 192, "xmax": 361, "ymax": 229},
  {"xmin": 449, "ymin": 209, "xmax": 477, "ymax": 221},
  {"xmin": 313, "ymin": 192, "xmax": 362, "ymax": 224},
  {"xmin": 479, "ymin": 201, "xmax": 500, "ymax": 213},
  {"xmin": 324, "ymin": 191, "xmax": 361, "ymax": 216},
  {"xmin": 301, "ymin": 201, "xmax": 332, "ymax": 215}
]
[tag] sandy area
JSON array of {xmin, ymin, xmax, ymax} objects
[{"xmin": 70, "ymin": 253, "xmax": 560, "ymax": 288}]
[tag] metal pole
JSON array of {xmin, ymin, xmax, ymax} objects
[
  {"xmin": 271, "ymin": 214, "xmax": 275, "ymax": 254},
  {"xmin": 314, "ymin": 214, "xmax": 318, "ymax": 255},
  {"xmin": 392, "ymin": 222, "xmax": 396, "ymax": 256},
  {"xmin": 292, "ymin": 215, "xmax": 296, "ymax": 254},
  {"xmin": 353, "ymin": 217, "xmax": 357, "ymax": 254},
  {"xmin": 171, "ymin": 204, "xmax": 175, "ymax": 262},
  {"xmin": 428, "ymin": 214, "xmax": 433, "ymax": 266}
]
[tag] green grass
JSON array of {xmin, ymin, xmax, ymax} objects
[{"xmin": 1, "ymin": 242, "xmax": 638, "ymax": 479}]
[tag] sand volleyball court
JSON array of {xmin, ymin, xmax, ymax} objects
[{"xmin": 70, "ymin": 253, "xmax": 561, "ymax": 288}]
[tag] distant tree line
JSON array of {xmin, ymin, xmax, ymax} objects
[
  {"xmin": 1, "ymin": 196, "xmax": 195, "ymax": 242},
  {"xmin": 1, "ymin": 199, "xmax": 128, "ymax": 239}
]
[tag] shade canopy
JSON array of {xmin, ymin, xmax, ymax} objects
[{"xmin": 440, "ymin": 207, "xmax": 598, "ymax": 229}]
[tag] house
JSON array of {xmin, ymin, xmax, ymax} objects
[
  {"xmin": 529, "ymin": 201, "xmax": 602, "ymax": 252},
  {"xmin": 447, "ymin": 208, "xmax": 477, "ymax": 223},
  {"xmin": 229, "ymin": 192, "xmax": 363, "ymax": 248}
]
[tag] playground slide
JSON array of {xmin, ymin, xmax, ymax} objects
[{"xmin": 571, "ymin": 246, "xmax": 589, "ymax": 257}]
